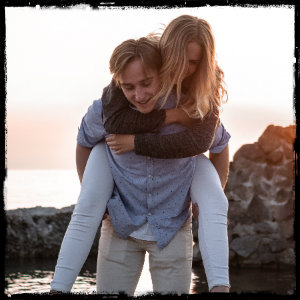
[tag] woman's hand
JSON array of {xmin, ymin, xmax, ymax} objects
[{"xmin": 106, "ymin": 134, "xmax": 135, "ymax": 154}]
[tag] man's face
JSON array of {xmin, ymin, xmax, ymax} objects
[{"xmin": 119, "ymin": 58, "xmax": 160, "ymax": 114}]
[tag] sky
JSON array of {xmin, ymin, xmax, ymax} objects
[{"xmin": 5, "ymin": 5, "xmax": 295, "ymax": 169}]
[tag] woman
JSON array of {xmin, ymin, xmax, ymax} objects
[{"xmin": 51, "ymin": 15, "xmax": 230, "ymax": 293}]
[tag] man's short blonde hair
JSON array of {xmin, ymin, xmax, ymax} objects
[{"xmin": 109, "ymin": 37, "xmax": 162, "ymax": 86}]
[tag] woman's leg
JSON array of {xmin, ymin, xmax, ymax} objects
[
  {"xmin": 190, "ymin": 154, "xmax": 230, "ymax": 292},
  {"xmin": 50, "ymin": 142, "xmax": 114, "ymax": 292}
]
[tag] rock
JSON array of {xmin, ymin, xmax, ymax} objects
[
  {"xmin": 231, "ymin": 167, "xmax": 251, "ymax": 185},
  {"xmin": 231, "ymin": 236, "xmax": 260, "ymax": 258},
  {"xmin": 264, "ymin": 164, "xmax": 275, "ymax": 181},
  {"xmin": 279, "ymin": 218, "xmax": 294, "ymax": 239},
  {"xmin": 232, "ymin": 223, "xmax": 255, "ymax": 237},
  {"xmin": 276, "ymin": 248, "xmax": 295, "ymax": 265},
  {"xmin": 246, "ymin": 195, "xmax": 270, "ymax": 223},
  {"xmin": 275, "ymin": 188, "xmax": 294, "ymax": 204},
  {"xmin": 259, "ymin": 252, "xmax": 277, "ymax": 264},
  {"xmin": 253, "ymin": 181, "xmax": 271, "ymax": 198},
  {"xmin": 282, "ymin": 143, "xmax": 294, "ymax": 160},
  {"xmin": 272, "ymin": 198, "xmax": 294, "ymax": 222},
  {"xmin": 276, "ymin": 125, "xmax": 296, "ymax": 144},
  {"xmin": 267, "ymin": 149, "xmax": 283, "ymax": 164},
  {"xmin": 282, "ymin": 160, "xmax": 295, "ymax": 180},
  {"xmin": 227, "ymin": 201, "xmax": 252, "ymax": 225},
  {"xmin": 269, "ymin": 239, "xmax": 288, "ymax": 253},
  {"xmin": 233, "ymin": 143, "xmax": 266, "ymax": 163},
  {"xmin": 258, "ymin": 125, "xmax": 282, "ymax": 154},
  {"xmin": 274, "ymin": 173, "xmax": 293, "ymax": 189},
  {"xmin": 240, "ymin": 252, "xmax": 261, "ymax": 267},
  {"xmin": 227, "ymin": 184, "xmax": 253, "ymax": 204},
  {"xmin": 254, "ymin": 222, "xmax": 278, "ymax": 234},
  {"xmin": 257, "ymin": 124, "xmax": 295, "ymax": 155},
  {"xmin": 229, "ymin": 249, "xmax": 236, "ymax": 261},
  {"xmin": 258, "ymin": 239, "xmax": 277, "ymax": 264},
  {"xmin": 224, "ymin": 124, "xmax": 295, "ymax": 267},
  {"xmin": 6, "ymin": 205, "xmax": 101, "ymax": 260}
]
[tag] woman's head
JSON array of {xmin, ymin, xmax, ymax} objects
[
  {"xmin": 157, "ymin": 15, "xmax": 227, "ymax": 118},
  {"xmin": 109, "ymin": 38, "xmax": 162, "ymax": 114},
  {"xmin": 159, "ymin": 15, "xmax": 213, "ymax": 80}
]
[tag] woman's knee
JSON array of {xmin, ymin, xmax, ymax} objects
[{"xmin": 193, "ymin": 155, "xmax": 220, "ymax": 184}]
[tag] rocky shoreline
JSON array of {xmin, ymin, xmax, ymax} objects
[{"xmin": 5, "ymin": 124, "xmax": 296, "ymax": 268}]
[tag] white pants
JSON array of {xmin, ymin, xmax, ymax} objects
[
  {"xmin": 50, "ymin": 142, "xmax": 229, "ymax": 292},
  {"xmin": 50, "ymin": 142, "xmax": 113, "ymax": 292},
  {"xmin": 190, "ymin": 154, "xmax": 229, "ymax": 291},
  {"xmin": 97, "ymin": 216, "xmax": 193, "ymax": 296}
]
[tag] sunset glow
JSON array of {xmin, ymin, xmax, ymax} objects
[{"xmin": 5, "ymin": 6, "xmax": 295, "ymax": 169}]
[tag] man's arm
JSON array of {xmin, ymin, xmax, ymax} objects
[
  {"xmin": 209, "ymin": 144, "xmax": 229, "ymax": 189},
  {"xmin": 76, "ymin": 144, "xmax": 92, "ymax": 183}
]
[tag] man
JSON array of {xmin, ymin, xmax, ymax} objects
[
  {"xmin": 51, "ymin": 36, "xmax": 229, "ymax": 294},
  {"xmin": 76, "ymin": 38, "xmax": 230, "ymax": 295}
]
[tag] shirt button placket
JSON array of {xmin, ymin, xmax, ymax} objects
[{"xmin": 146, "ymin": 156, "xmax": 153, "ymax": 216}]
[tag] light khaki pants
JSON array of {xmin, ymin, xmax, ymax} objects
[{"xmin": 96, "ymin": 217, "xmax": 193, "ymax": 296}]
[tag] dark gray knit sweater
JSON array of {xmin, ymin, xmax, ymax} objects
[{"xmin": 101, "ymin": 80, "xmax": 219, "ymax": 159}]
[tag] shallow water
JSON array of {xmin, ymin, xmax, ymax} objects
[{"xmin": 5, "ymin": 256, "xmax": 296, "ymax": 296}]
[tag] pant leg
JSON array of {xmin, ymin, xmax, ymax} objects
[
  {"xmin": 96, "ymin": 218, "xmax": 145, "ymax": 296},
  {"xmin": 148, "ymin": 217, "xmax": 193, "ymax": 295},
  {"xmin": 51, "ymin": 142, "xmax": 114, "ymax": 292},
  {"xmin": 190, "ymin": 154, "xmax": 230, "ymax": 291}
]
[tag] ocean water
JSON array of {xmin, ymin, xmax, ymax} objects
[
  {"xmin": 4, "ymin": 170, "xmax": 296, "ymax": 295},
  {"xmin": 4, "ymin": 169, "xmax": 81, "ymax": 210}
]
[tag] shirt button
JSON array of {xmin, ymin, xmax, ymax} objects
[
  {"xmin": 148, "ymin": 174, "xmax": 152, "ymax": 178},
  {"xmin": 148, "ymin": 212, "xmax": 152, "ymax": 216},
  {"xmin": 147, "ymin": 156, "xmax": 150, "ymax": 160},
  {"xmin": 148, "ymin": 193, "xmax": 152, "ymax": 197}
]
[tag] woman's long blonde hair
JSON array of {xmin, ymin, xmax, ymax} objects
[{"xmin": 154, "ymin": 15, "xmax": 228, "ymax": 118}]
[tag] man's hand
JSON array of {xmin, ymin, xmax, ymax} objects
[{"xmin": 106, "ymin": 134, "xmax": 135, "ymax": 154}]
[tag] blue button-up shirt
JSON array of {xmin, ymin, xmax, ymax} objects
[{"xmin": 77, "ymin": 95, "xmax": 230, "ymax": 249}]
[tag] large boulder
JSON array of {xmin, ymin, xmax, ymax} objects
[{"xmin": 193, "ymin": 124, "xmax": 296, "ymax": 267}]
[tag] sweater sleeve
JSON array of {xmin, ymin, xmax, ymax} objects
[
  {"xmin": 101, "ymin": 80, "xmax": 166, "ymax": 134},
  {"xmin": 134, "ymin": 107, "xmax": 220, "ymax": 159}
]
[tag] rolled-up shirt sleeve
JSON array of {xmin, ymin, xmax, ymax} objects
[
  {"xmin": 77, "ymin": 99, "xmax": 107, "ymax": 148},
  {"xmin": 209, "ymin": 122, "xmax": 231, "ymax": 153}
]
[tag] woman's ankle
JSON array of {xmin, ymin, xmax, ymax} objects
[{"xmin": 210, "ymin": 286, "xmax": 230, "ymax": 293}]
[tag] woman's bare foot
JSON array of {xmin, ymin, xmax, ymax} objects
[{"xmin": 210, "ymin": 286, "xmax": 230, "ymax": 293}]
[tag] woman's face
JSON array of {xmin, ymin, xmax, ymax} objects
[{"xmin": 185, "ymin": 42, "xmax": 201, "ymax": 79}]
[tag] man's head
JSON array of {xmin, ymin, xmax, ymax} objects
[{"xmin": 109, "ymin": 38, "xmax": 162, "ymax": 114}]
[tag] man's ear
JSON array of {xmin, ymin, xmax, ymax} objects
[{"xmin": 112, "ymin": 78, "xmax": 120, "ymax": 88}]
